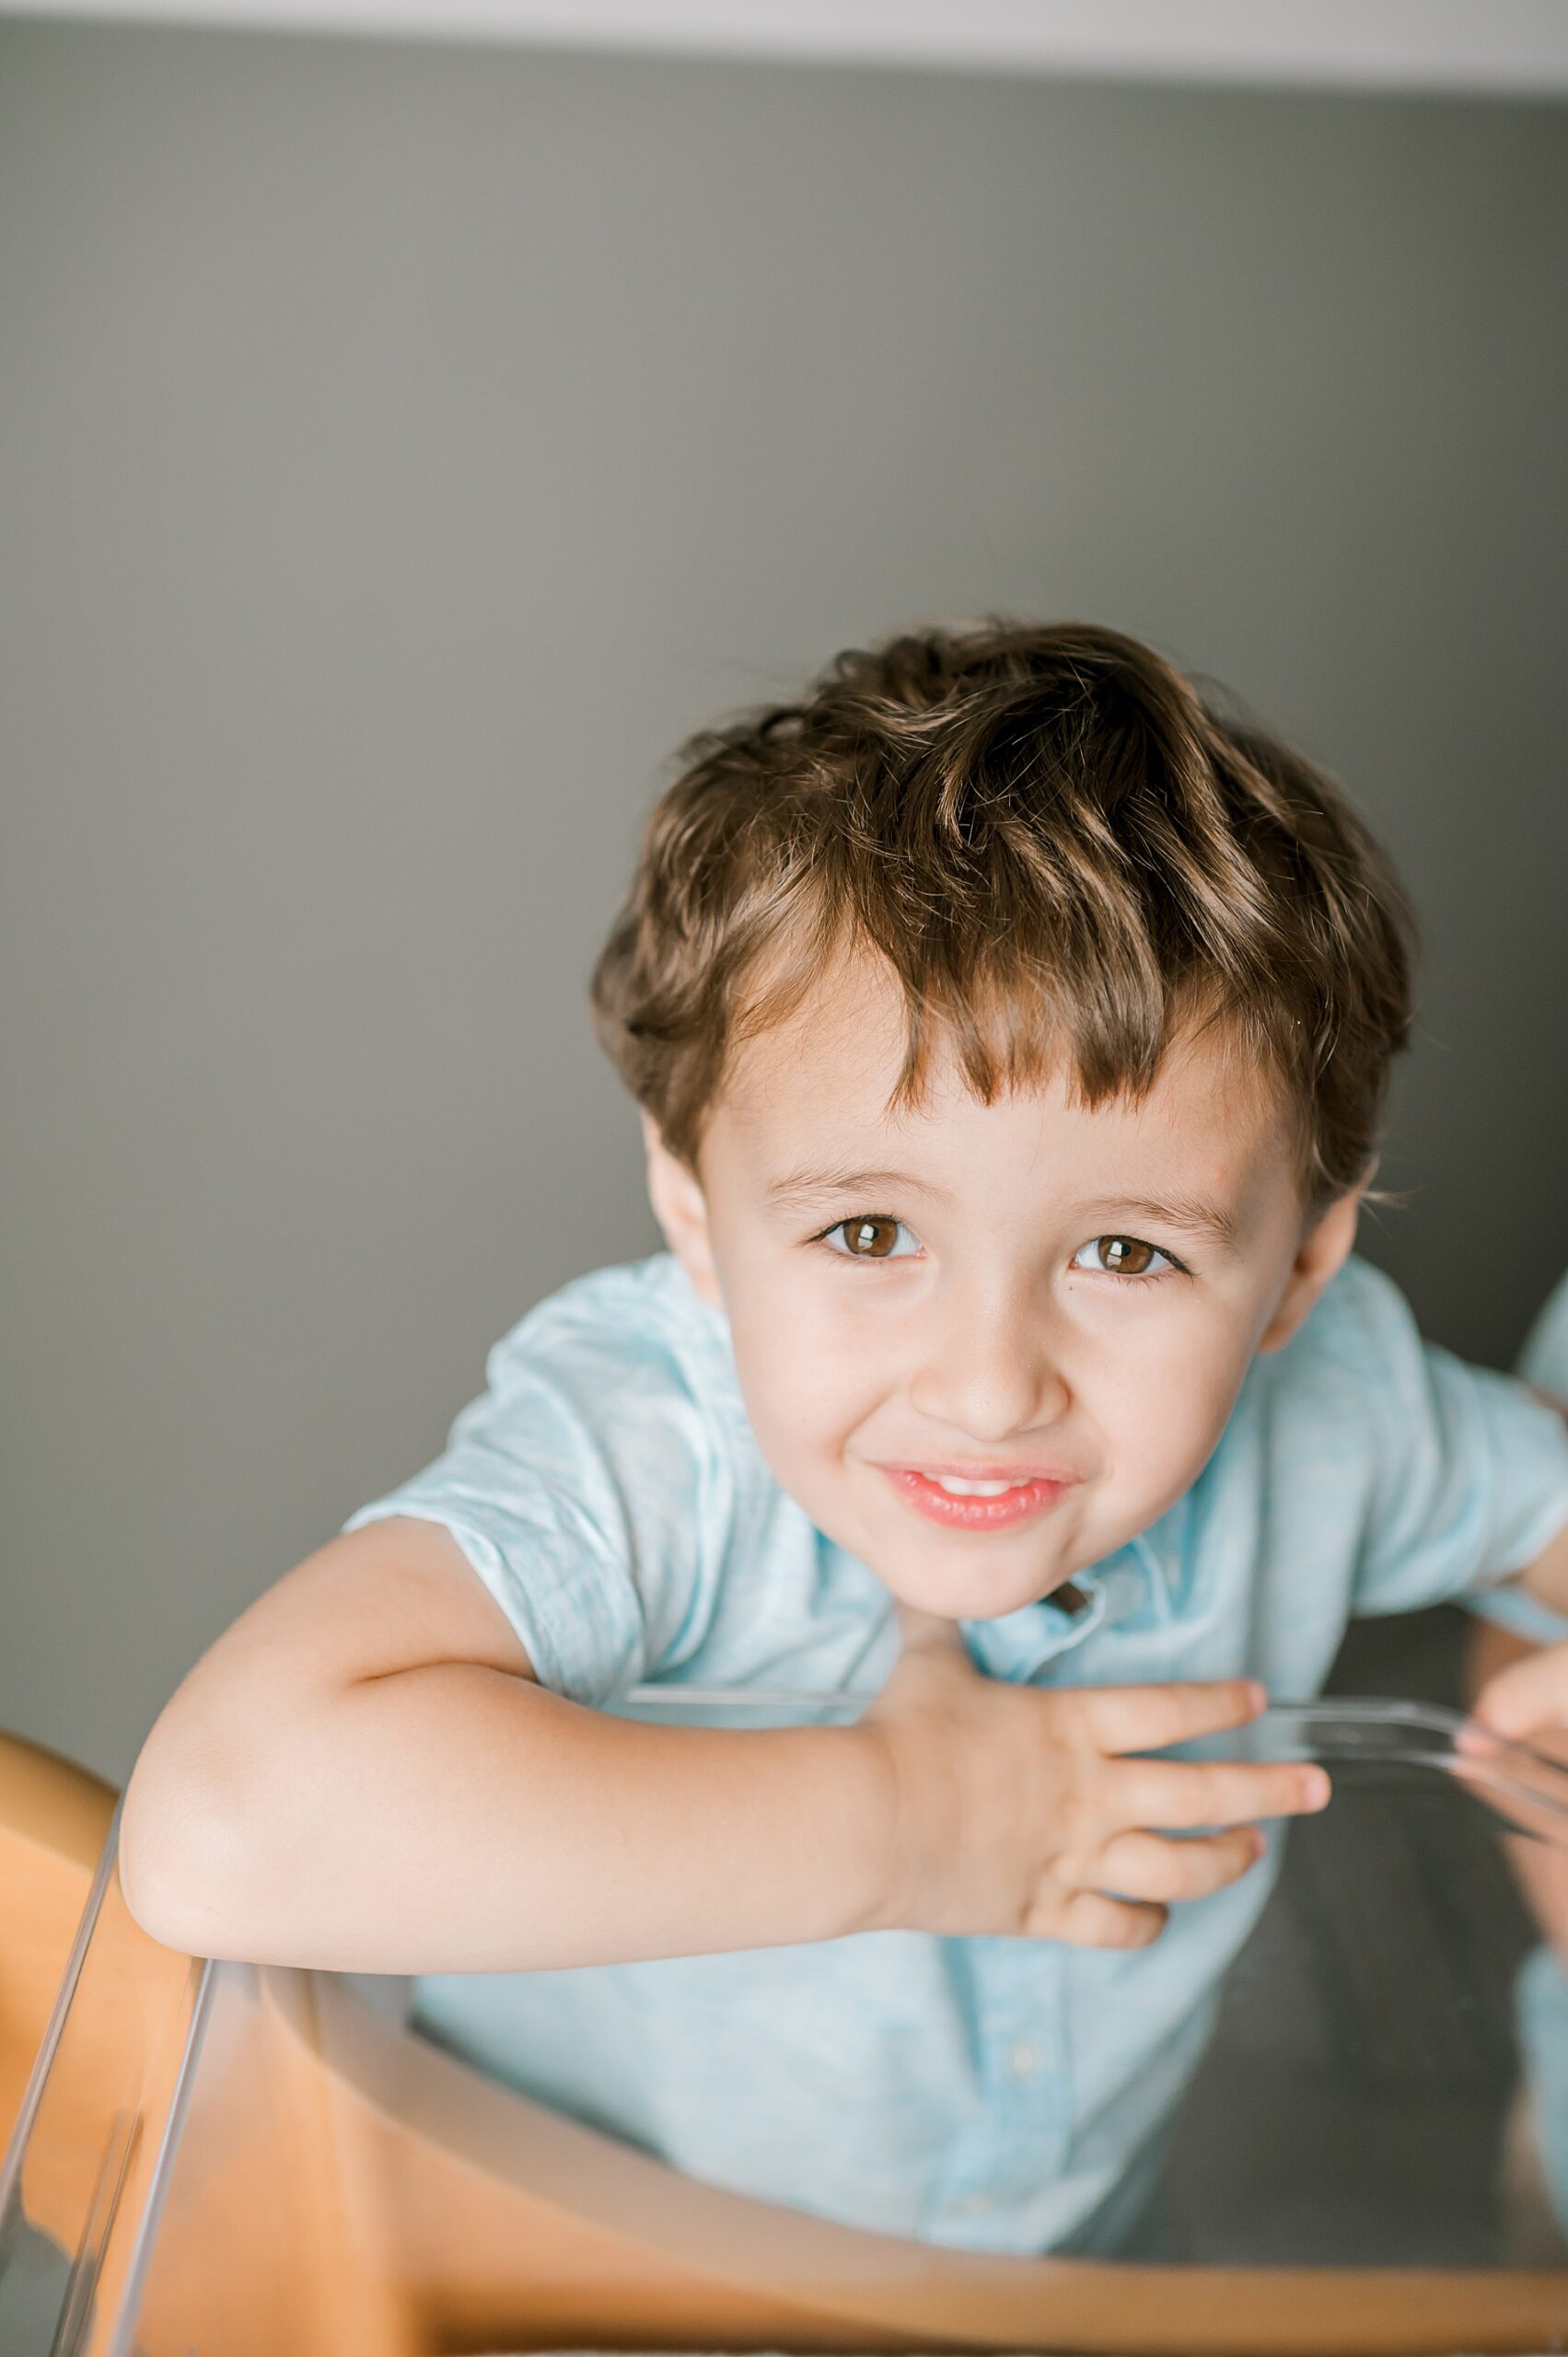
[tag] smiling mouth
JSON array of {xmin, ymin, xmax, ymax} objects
[{"xmin": 880, "ymin": 1466, "xmax": 1077, "ymax": 1530}]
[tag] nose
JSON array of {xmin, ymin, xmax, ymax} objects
[{"xmin": 906, "ymin": 1272, "xmax": 1070, "ymax": 1443}]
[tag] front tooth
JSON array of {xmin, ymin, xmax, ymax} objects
[{"xmin": 932, "ymin": 1476, "xmax": 1020, "ymax": 1496}]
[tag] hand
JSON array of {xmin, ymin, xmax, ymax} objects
[
  {"xmin": 1472, "ymin": 1633, "xmax": 1568, "ymax": 1757},
  {"xmin": 858, "ymin": 1606, "xmax": 1330, "ymax": 1948}
]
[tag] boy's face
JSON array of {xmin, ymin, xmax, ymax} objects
[{"xmin": 645, "ymin": 953, "xmax": 1361, "ymax": 1620}]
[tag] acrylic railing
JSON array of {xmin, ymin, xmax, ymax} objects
[{"xmin": 4, "ymin": 1691, "xmax": 1568, "ymax": 2356}]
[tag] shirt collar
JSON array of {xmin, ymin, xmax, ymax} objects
[{"xmin": 960, "ymin": 1494, "xmax": 1191, "ymax": 1682}]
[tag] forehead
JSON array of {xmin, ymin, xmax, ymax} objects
[{"xmin": 706, "ymin": 952, "xmax": 1294, "ymax": 1212}]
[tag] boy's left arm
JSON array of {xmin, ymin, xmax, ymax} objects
[
  {"xmin": 1466, "ymin": 1387, "xmax": 1568, "ymax": 1968},
  {"xmin": 1469, "ymin": 1386, "xmax": 1568, "ymax": 1738}
]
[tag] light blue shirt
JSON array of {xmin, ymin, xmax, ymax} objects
[{"xmin": 344, "ymin": 1252, "xmax": 1568, "ymax": 2255}]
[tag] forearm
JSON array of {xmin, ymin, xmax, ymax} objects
[
  {"xmin": 121, "ymin": 1666, "xmax": 894, "ymax": 1973},
  {"xmin": 1464, "ymin": 1615, "xmax": 1568, "ymax": 1971}
]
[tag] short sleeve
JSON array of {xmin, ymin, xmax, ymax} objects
[
  {"xmin": 1342, "ymin": 1264, "xmax": 1568, "ymax": 1617},
  {"xmin": 343, "ymin": 1267, "xmax": 729, "ymax": 1705}
]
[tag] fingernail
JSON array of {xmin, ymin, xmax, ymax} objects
[
  {"xmin": 1245, "ymin": 1680, "xmax": 1267, "ymax": 1714},
  {"xmin": 1302, "ymin": 1769, "xmax": 1331, "ymax": 1810}
]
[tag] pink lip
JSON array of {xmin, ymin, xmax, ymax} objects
[{"xmin": 881, "ymin": 1466, "xmax": 1077, "ymax": 1531}]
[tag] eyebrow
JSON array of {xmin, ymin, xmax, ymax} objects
[
  {"xmin": 1093, "ymin": 1194, "xmax": 1243, "ymax": 1249},
  {"xmin": 764, "ymin": 1166, "xmax": 955, "ymax": 1212},
  {"xmin": 763, "ymin": 1168, "xmax": 1242, "ymax": 1249}
]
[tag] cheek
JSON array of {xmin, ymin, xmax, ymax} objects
[
  {"xmin": 726, "ymin": 1270, "xmax": 885, "ymax": 1456},
  {"xmin": 747, "ymin": 1350, "xmax": 876, "ymax": 1460},
  {"xmin": 1095, "ymin": 1315, "xmax": 1253, "ymax": 1485}
]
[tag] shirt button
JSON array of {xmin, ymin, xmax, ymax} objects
[{"xmin": 1007, "ymin": 2040, "xmax": 1040, "ymax": 2079}]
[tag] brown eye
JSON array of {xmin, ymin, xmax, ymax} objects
[
  {"xmin": 1097, "ymin": 1235, "xmax": 1156, "ymax": 1275},
  {"xmin": 837, "ymin": 1217, "xmax": 903, "ymax": 1260}
]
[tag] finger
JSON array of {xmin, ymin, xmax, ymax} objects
[
  {"xmin": 1065, "ymin": 1678, "xmax": 1267, "ymax": 1757},
  {"xmin": 1047, "ymin": 1890, "xmax": 1167, "ymax": 1949},
  {"xmin": 1472, "ymin": 1649, "xmax": 1568, "ymax": 1743},
  {"xmin": 1096, "ymin": 1826, "xmax": 1265, "ymax": 1905},
  {"xmin": 1118, "ymin": 1757, "xmax": 1330, "ymax": 1829}
]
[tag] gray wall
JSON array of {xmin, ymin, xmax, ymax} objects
[{"xmin": 2, "ymin": 24, "xmax": 1564, "ymax": 1783}]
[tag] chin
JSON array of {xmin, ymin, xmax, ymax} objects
[{"xmin": 892, "ymin": 1559, "xmax": 1061, "ymax": 1622}]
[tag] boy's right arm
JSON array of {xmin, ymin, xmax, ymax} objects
[
  {"xmin": 119, "ymin": 1520, "xmax": 1327, "ymax": 1971},
  {"xmin": 118, "ymin": 1515, "xmax": 897, "ymax": 1971}
]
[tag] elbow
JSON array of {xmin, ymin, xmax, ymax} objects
[{"xmin": 119, "ymin": 1721, "xmax": 258, "ymax": 1959}]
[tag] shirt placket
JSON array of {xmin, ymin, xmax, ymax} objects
[
  {"xmin": 927, "ymin": 1939, "xmax": 1074, "ymax": 2237},
  {"xmin": 929, "ymin": 1535, "xmax": 1181, "ymax": 2239}
]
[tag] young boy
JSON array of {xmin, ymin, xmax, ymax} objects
[{"xmin": 120, "ymin": 621, "xmax": 1568, "ymax": 2259}]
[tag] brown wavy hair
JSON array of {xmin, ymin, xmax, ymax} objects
[{"xmin": 590, "ymin": 620, "xmax": 1415, "ymax": 1209}]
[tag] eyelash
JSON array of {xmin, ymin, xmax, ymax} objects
[{"xmin": 810, "ymin": 1218, "xmax": 1190, "ymax": 1283}]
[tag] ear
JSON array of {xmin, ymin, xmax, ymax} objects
[
  {"xmin": 640, "ymin": 1111, "xmax": 723, "ymax": 1309},
  {"xmin": 1255, "ymin": 1179, "xmax": 1365, "ymax": 1355}
]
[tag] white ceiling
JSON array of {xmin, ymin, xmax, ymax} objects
[{"xmin": 10, "ymin": 0, "xmax": 1568, "ymax": 94}]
